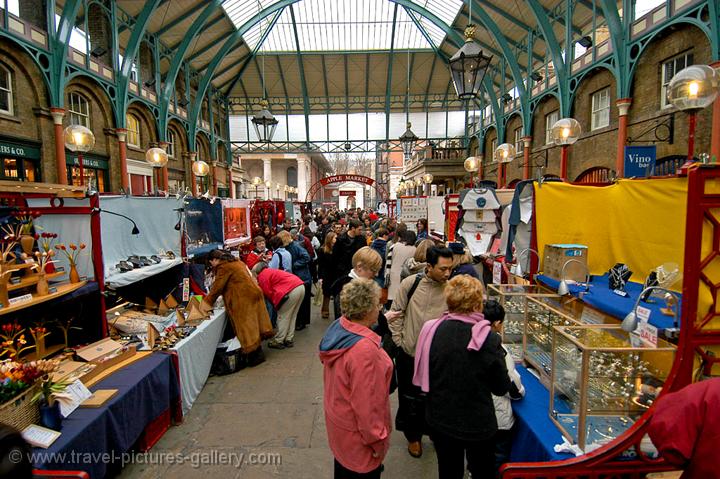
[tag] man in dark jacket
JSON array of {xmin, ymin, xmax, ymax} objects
[
  {"xmin": 283, "ymin": 231, "xmax": 313, "ymax": 331},
  {"xmin": 370, "ymin": 228, "xmax": 390, "ymax": 287},
  {"xmin": 332, "ymin": 219, "xmax": 366, "ymax": 277}
]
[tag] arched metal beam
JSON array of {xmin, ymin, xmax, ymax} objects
[
  {"xmin": 289, "ymin": 4, "xmax": 311, "ymax": 144},
  {"xmin": 50, "ymin": 0, "xmax": 83, "ymax": 106},
  {"xmin": 159, "ymin": 0, "xmax": 223, "ymax": 141},
  {"xmin": 468, "ymin": 1, "xmax": 529, "ymax": 134},
  {"xmin": 524, "ymin": 0, "xmax": 570, "ymax": 116},
  {"xmin": 116, "ymin": 0, "xmax": 164, "ymax": 127},
  {"xmin": 598, "ymin": 0, "xmax": 630, "ymax": 97},
  {"xmin": 385, "ymin": 4, "xmax": 400, "ymax": 144}
]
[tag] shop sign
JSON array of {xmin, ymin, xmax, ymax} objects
[
  {"xmin": 492, "ymin": 261, "xmax": 502, "ymax": 284},
  {"xmin": 624, "ymin": 146, "xmax": 656, "ymax": 177},
  {"xmin": 637, "ymin": 321, "xmax": 658, "ymax": 348},
  {"xmin": 0, "ymin": 141, "xmax": 40, "ymax": 160},
  {"xmin": 67, "ymin": 156, "xmax": 109, "ymax": 170},
  {"xmin": 339, "ymin": 190, "xmax": 356, "ymax": 197}
]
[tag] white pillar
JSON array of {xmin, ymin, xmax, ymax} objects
[
  {"xmin": 263, "ymin": 158, "xmax": 272, "ymax": 200},
  {"xmin": 297, "ymin": 156, "xmax": 309, "ymax": 201}
]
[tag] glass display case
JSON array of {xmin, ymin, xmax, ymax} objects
[
  {"xmin": 550, "ymin": 325, "xmax": 676, "ymax": 450},
  {"xmin": 523, "ymin": 295, "xmax": 621, "ymax": 377},
  {"xmin": 487, "ymin": 284, "xmax": 559, "ymax": 362}
]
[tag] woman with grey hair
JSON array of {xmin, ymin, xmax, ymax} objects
[{"xmin": 319, "ymin": 279, "xmax": 393, "ymax": 478}]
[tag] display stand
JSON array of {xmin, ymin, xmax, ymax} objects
[{"xmin": 500, "ymin": 167, "xmax": 719, "ymax": 478}]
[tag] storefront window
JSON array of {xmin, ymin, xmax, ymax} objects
[
  {"xmin": 67, "ymin": 166, "xmax": 107, "ymax": 192},
  {"xmin": 0, "ymin": 157, "xmax": 39, "ymax": 181},
  {"xmin": 167, "ymin": 130, "xmax": 176, "ymax": 158}
]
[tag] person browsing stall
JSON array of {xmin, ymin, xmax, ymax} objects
[
  {"xmin": 202, "ymin": 249, "xmax": 274, "ymax": 367},
  {"xmin": 252, "ymin": 262, "xmax": 305, "ymax": 349},
  {"xmin": 413, "ymin": 276, "xmax": 511, "ymax": 479}
]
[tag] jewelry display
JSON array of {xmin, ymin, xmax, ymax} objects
[
  {"xmin": 487, "ymin": 285, "xmax": 559, "ymax": 362},
  {"xmin": 550, "ymin": 325, "xmax": 676, "ymax": 450}
]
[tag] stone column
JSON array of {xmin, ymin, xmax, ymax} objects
[
  {"xmin": 522, "ymin": 136, "xmax": 532, "ymax": 180},
  {"xmin": 228, "ymin": 166, "xmax": 234, "ymax": 199},
  {"xmin": 116, "ymin": 128, "xmax": 129, "ymax": 192},
  {"xmin": 616, "ymin": 98, "xmax": 632, "ymax": 178},
  {"xmin": 50, "ymin": 108, "xmax": 67, "ymax": 185},
  {"xmin": 158, "ymin": 141, "xmax": 170, "ymax": 191},
  {"xmin": 211, "ymin": 161, "xmax": 218, "ymax": 196},
  {"xmin": 711, "ymin": 63, "xmax": 720, "ymax": 162},
  {"xmin": 263, "ymin": 158, "xmax": 272, "ymax": 199},
  {"xmin": 187, "ymin": 152, "xmax": 197, "ymax": 196},
  {"xmin": 297, "ymin": 156, "xmax": 309, "ymax": 201}
]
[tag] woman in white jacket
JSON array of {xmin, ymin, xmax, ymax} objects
[{"xmin": 484, "ymin": 300, "xmax": 525, "ymax": 473}]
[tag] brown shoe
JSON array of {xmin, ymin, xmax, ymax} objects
[{"xmin": 407, "ymin": 441, "xmax": 422, "ymax": 458}]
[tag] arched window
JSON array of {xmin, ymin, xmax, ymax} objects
[
  {"xmin": 0, "ymin": 66, "xmax": 13, "ymax": 115},
  {"xmin": 167, "ymin": 130, "xmax": 177, "ymax": 158},
  {"xmin": 126, "ymin": 114, "xmax": 140, "ymax": 147},
  {"xmin": 68, "ymin": 92, "xmax": 90, "ymax": 127}
]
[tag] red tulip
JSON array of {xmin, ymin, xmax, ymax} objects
[
  {"xmin": 69, "ymin": 244, "xmax": 77, "ymax": 251},
  {"xmin": 79, "ymin": 243, "xmax": 86, "ymax": 249}
]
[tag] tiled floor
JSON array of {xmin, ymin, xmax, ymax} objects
[{"xmin": 120, "ymin": 306, "xmax": 439, "ymax": 478}]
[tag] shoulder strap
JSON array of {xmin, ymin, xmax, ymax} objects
[
  {"xmin": 406, "ymin": 273, "xmax": 423, "ymax": 304},
  {"xmin": 276, "ymin": 251, "xmax": 285, "ymax": 271}
]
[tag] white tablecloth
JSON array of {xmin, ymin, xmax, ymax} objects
[{"xmin": 172, "ymin": 308, "xmax": 227, "ymax": 415}]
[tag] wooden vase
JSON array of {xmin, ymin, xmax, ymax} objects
[
  {"xmin": 69, "ymin": 264, "xmax": 80, "ymax": 284},
  {"xmin": 36, "ymin": 274, "xmax": 49, "ymax": 296},
  {"xmin": 35, "ymin": 335, "xmax": 46, "ymax": 358},
  {"xmin": 20, "ymin": 235, "xmax": 35, "ymax": 255}
]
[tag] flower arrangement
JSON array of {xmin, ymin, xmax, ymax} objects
[
  {"xmin": 39, "ymin": 233, "xmax": 58, "ymax": 253},
  {"xmin": 11, "ymin": 210, "xmax": 42, "ymax": 235},
  {"xmin": 0, "ymin": 221, "xmax": 22, "ymax": 264},
  {"xmin": 57, "ymin": 317, "xmax": 81, "ymax": 349},
  {"xmin": 0, "ymin": 358, "xmax": 59, "ymax": 403},
  {"xmin": 0, "ymin": 323, "xmax": 33, "ymax": 360},
  {"xmin": 54, "ymin": 243, "xmax": 86, "ymax": 267},
  {"xmin": 31, "ymin": 374, "xmax": 69, "ymax": 407},
  {"xmin": 28, "ymin": 324, "xmax": 50, "ymax": 358},
  {"xmin": 34, "ymin": 250, "xmax": 56, "ymax": 272}
]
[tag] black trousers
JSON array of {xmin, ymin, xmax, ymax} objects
[
  {"xmin": 431, "ymin": 429, "xmax": 496, "ymax": 479},
  {"xmin": 334, "ymin": 460, "xmax": 382, "ymax": 479},
  {"xmin": 394, "ymin": 349, "xmax": 426, "ymax": 443},
  {"xmin": 494, "ymin": 428, "xmax": 514, "ymax": 475},
  {"xmin": 296, "ymin": 282, "xmax": 312, "ymax": 328}
]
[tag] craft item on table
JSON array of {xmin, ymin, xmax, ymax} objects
[
  {"xmin": 22, "ymin": 424, "xmax": 61, "ymax": 448},
  {"xmin": 655, "ymin": 263, "xmax": 680, "ymax": 289},
  {"xmin": 53, "ymin": 379, "xmax": 92, "ymax": 418},
  {"xmin": 660, "ymin": 292, "xmax": 678, "ymax": 317},
  {"xmin": 164, "ymin": 293, "xmax": 179, "ymax": 309},
  {"xmin": 608, "ymin": 263, "xmax": 632, "ymax": 297},
  {"xmin": 80, "ymin": 389, "xmax": 118, "ymax": 407},
  {"xmin": 158, "ymin": 299, "xmax": 170, "ymax": 314},
  {"xmin": 144, "ymin": 297, "xmax": 158, "ymax": 312},
  {"xmin": 143, "ymin": 322, "xmax": 159, "ymax": 350},
  {"xmin": 640, "ymin": 271, "xmax": 659, "ymax": 301}
]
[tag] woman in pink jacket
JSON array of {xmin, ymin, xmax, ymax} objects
[{"xmin": 319, "ymin": 278, "xmax": 393, "ymax": 478}]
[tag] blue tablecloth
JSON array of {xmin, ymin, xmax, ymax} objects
[
  {"xmin": 510, "ymin": 365, "xmax": 574, "ymax": 463},
  {"xmin": 536, "ymin": 274, "xmax": 681, "ymax": 331},
  {"xmin": 33, "ymin": 353, "xmax": 181, "ymax": 479}
]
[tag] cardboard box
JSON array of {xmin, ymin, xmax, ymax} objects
[
  {"xmin": 543, "ymin": 244, "xmax": 588, "ymax": 283},
  {"xmin": 72, "ymin": 339, "xmax": 137, "ymax": 385}
]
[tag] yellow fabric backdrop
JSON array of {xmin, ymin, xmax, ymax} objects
[{"xmin": 534, "ymin": 177, "xmax": 687, "ymax": 287}]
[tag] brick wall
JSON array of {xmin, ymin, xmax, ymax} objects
[
  {"xmin": 87, "ymin": 4, "xmax": 112, "ymax": 66},
  {"xmin": 529, "ymin": 95, "xmax": 562, "ymax": 178},
  {"xmin": 139, "ymin": 42, "xmax": 154, "ymax": 85},
  {"xmin": 567, "ymin": 67, "xmax": 618, "ymax": 181},
  {"xmin": 18, "ymin": 0, "xmax": 47, "ymax": 30},
  {"xmin": 504, "ymin": 114, "xmax": 524, "ymax": 182}
]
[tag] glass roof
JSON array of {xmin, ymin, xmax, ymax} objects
[{"xmin": 222, "ymin": 0, "xmax": 464, "ymax": 52}]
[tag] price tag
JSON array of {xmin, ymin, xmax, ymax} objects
[
  {"xmin": 9, "ymin": 294, "xmax": 33, "ymax": 306},
  {"xmin": 492, "ymin": 261, "xmax": 502, "ymax": 284},
  {"xmin": 636, "ymin": 305, "xmax": 652, "ymax": 323},
  {"xmin": 637, "ymin": 321, "xmax": 658, "ymax": 348},
  {"xmin": 182, "ymin": 278, "xmax": 190, "ymax": 302}
]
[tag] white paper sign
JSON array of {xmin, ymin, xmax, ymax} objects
[
  {"xmin": 182, "ymin": 277, "xmax": 190, "ymax": 302},
  {"xmin": 637, "ymin": 321, "xmax": 658, "ymax": 348},
  {"xmin": 493, "ymin": 261, "xmax": 502, "ymax": 284},
  {"xmin": 22, "ymin": 424, "xmax": 62, "ymax": 448},
  {"xmin": 57, "ymin": 380, "xmax": 93, "ymax": 418},
  {"xmin": 636, "ymin": 306, "xmax": 652, "ymax": 323},
  {"xmin": 9, "ymin": 293, "xmax": 33, "ymax": 306}
]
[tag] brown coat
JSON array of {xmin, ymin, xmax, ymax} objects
[{"xmin": 204, "ymin": 260, "xmax": 274, "ymax": 353}]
